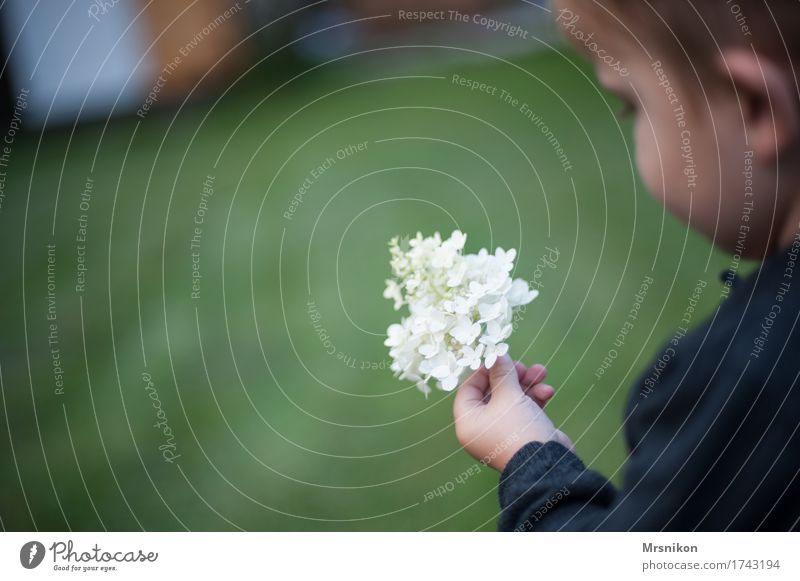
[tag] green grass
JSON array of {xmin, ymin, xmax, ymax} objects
[{"xmin": 0, "ymin": 48, "xmax": 733, "ymax": 531}]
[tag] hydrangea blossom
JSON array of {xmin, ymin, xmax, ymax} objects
[{"xmin": 383, "ymin": 230, "xmax": 539, "ymax": 396}]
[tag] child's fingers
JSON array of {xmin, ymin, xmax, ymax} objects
[
  {"xmin": 488, "ymin": 355, "xmax": 523, "ymax": 399},
  {"xmin": 524, "ymin": 383, "xmax": 555, "ymax": 408},
  {"xmin": 514, "ymin": 361, "xmax": 527, "ymax": 382},
  {"xmin": 522, "ymin": 364, "xmax": 548, "ymax": 387},
  {"xmin": 453, "ymin": 367, "xmax": 491, "ymax": 418}
]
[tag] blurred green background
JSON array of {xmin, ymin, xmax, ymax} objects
[{"xmin": 0, "ymin": 47, "xmax": 733, "ymax": 531}]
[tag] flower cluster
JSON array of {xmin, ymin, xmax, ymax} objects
[{"xmin": 383, "ymin": 230, "xmax": 538, "ymax": 396}]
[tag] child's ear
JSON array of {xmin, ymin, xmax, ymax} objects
[{"xmin": 720, "ymin": 49, "xmax": 799, "ymax": 161}]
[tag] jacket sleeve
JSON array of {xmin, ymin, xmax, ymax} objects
[
  {"xmin": 497, "ymin": 319, "xmax": 720, "ymax": 532},
  {"xmin": 497, "ymin": 339, "xmax": 728, "ymax": 532},
  {"xmin": 497, "ymin": 375, "xmax": 727, "ymax": 532},
  {"xmin": 499, "ymin": 255, "xmax": 800, "ymax": 532},
  {"xmin": 497, "ymin": 348, "xmax": 795, "ymax": 531},
  {"xmin": 497, "ymin": 441, "xmax": 617, "ymax": 531}
]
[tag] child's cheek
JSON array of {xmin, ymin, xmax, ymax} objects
[{"xmin": 633, "ymin": 121, "xmax": 667, "ymax": 203}]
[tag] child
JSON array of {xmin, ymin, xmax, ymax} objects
[{"xmin": 453, "ymin": 0, "xmax": 800, "ymax": 531}]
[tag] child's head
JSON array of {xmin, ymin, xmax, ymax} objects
[{"xmin": 554, "ymin": 0, "xmax": 800, "ymax": 257}]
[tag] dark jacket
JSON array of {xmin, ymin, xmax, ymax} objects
[{"xmin": 498, "ymin": 241, "xmax": 800, "ymax": 531}]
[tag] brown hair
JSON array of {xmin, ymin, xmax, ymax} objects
[{"xmin": 579, "ymin": 0, "xmax": 800, "ymax": 80}]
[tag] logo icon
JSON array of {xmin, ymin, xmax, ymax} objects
[{"xmin": 20, "ymin": 541, "xmax": 45, "ymax": 569}]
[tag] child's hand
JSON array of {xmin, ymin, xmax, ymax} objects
[{"xmin": 453, "ymin": 354, "xmax": 574, "ymax": 471}]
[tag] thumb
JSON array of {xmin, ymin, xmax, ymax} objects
[{"xmin": 488, "ymin": 354, "xmax": 523, "ymax": 398}]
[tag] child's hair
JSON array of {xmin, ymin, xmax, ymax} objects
[{"xmin": 583, "ymin": 1, "xmax": 800, "ymax": 80}]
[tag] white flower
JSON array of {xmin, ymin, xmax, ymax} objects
[
  {"xmin": 383, "ymin": 280, "xmax": 404, "ymax": 310},
  {"xmin": 478, "ymin": 299, "xmax": 505, "ymax": 323},
  {"xmin": 384, "ymin": 324, "xmax": 407, "ymax": 347},
  {"xmin": 482, "ymin": 341, "xmax": 509, "ymax": 369},
  {"xmin": 383, "ymin": 230, "xmax": 539, "ymax": 395},
  {"xmin": 458, "ymin": 343, "xmax": 485, "ymax": 371},
  {"xmin": 508, "ymin": 278, "xmax": 539, "ymax": 306},
  {"xmin": 482, "ymin": 319, "xmax": 513, "ymax": 344},
  {"xmin": 446, "ymin": 261, "xmax": 468, "ymax": 287},
  {"xmin": 416, "ymin": 343, "xmax": 435, "ymax": 359},
  {"xmin": 449, "ymin": 317, "xmax": 481, "ymax": 345}
]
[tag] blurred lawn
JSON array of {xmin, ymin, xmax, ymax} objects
[{"xmin": 0, "ymin": 47, "xmax": 732, "ymax": 531}]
